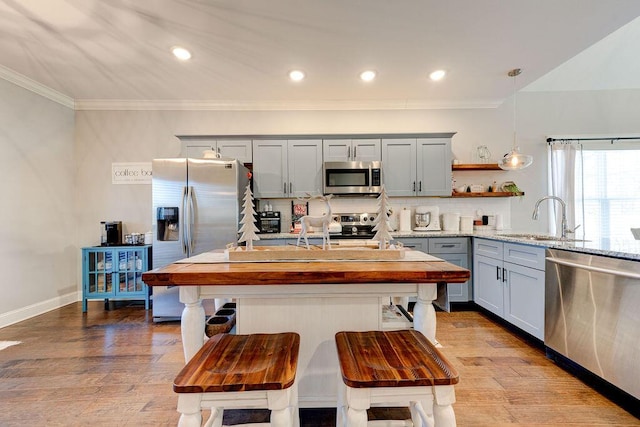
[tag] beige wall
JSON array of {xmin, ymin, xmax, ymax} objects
[{"xmin": 0, "ymin": 79, "xmax": 75, "ymax": 325}]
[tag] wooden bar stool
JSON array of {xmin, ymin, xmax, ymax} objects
[
  {"xmin": 335, "ymin": 330, "xmax": 459, "ymax": 427},
  {"xmin": 173, "ymin": 332, "xmax": 300, "ymax": 427}
]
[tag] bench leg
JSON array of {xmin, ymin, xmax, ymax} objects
[
  {"xmin": 410, "ymin": 397, "xmax": 435, "ymax": 427},
  {"xmin": 336, "ymin": 375, "xmax": 347, "ymax": 427},
  {"xmin": 268, "ymin": 388, "xmax": 296, "ymax": 427},
  {"xmin": 344, "ymin": 387, "xmax": 370, "ymax": 427},
  {"xmin": 177, "ymin": 394, "xmax": 203, "ymax": 427},
  {"xmin": 432, "ymin": 385, "xmax": 457, "ymax": 427},
  {"xmin": 203, "ymin": 407, "xmax": 223, "ymax": 427}
]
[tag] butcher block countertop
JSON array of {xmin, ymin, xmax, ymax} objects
[{"xmin": 142, "ymin": 251, "xmax": 471, "ymax": 287}]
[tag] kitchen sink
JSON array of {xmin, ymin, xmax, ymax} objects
[{"xmin": 499, "ymin": 233, "xmax": 589, "ymax": 243}]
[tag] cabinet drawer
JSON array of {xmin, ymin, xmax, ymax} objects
[
  {"xmin": 429, "ymin": 237, "xmax": 468, "ymax": 254},
  {"xmin": 474, "ymin": 238, "xmax": 503, "ymax": 259},
  {"xmin": 395, "ymin": 237, "xmax": 429, "ymax": 252},
  {"xmin": 503, "ymin": 243, "xmax": 546, "ymax": 271}
]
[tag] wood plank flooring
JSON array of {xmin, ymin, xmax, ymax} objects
[{"xmin": 0, "ymin": 302, "xmax": 637, "ymax": 426}]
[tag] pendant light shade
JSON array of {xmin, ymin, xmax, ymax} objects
[
  {"xmin": 498, "ymin": 147, "xmax": 533, "ymax": 170},
  {"xmin": 499, "ymin": 68, "xmax": 533, "ymax": 171}
]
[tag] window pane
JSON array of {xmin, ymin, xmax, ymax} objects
[{"xmin": 576, "ymin": 149, "xmax": 640, "ymax": 244}]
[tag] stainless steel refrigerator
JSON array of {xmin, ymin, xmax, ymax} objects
[{"xmin": 151, "ymin": 157, "xmax": 250, "ymax": 321}]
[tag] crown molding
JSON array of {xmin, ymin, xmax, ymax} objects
[
  {"xmin": 0, "ymin": 67, "xmax": 502, "ymax": 111},
  {"xmin": 0, "ymin": 65, "xmax": 74, "ymax": 109},
  {"xmin": 74, "ymin": 98, "xmax": 502, "ymax": 111}
]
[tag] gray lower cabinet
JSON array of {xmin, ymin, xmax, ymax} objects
[
  {"xmin": 395, "ymin": 237, "xmax": 472, "ymax": 308},
  {"xmin": 473, "ymin": 238, "xmax": 545, "ymax": 340},
  {"xmin": 429, "ymin": 238, "xmax": 471, "ymax": 303}
]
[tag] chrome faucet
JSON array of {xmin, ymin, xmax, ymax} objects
[{"xmin": 532, "ymin": 196, "xmax": 578, "ymax": 239}]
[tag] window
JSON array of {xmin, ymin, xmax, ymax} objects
[{"xmin": 575, "ymin": 147, "xmax": 640, "ymax": 245}]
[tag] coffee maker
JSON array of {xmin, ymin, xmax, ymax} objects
[{"xmin": 101, "ymin": 221, "xmax": 123, "ymax": 246}]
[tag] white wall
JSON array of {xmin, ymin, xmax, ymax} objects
[
  {"xmin": 512, "ymin": 88, "xmax": 640, "ymax": 232},
  {"xmin": 0, "ymin": 79, "xmax": 75, "ymax": 327},
  {"xmin": 73, "ymin": 107, "xmax": 520, "ymax": 247}
]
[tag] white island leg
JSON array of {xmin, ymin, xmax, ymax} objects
[
  {"xmin": 412, "ymin": 283, "xmax": 438, "ymax": 344},
  {"xmin": 179, "ymin": 286, "xmax": 206, "ymax": 362}
]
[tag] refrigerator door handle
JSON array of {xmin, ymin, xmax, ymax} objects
[
  {"xmin": 187, "ymin": 185, "xmax": 195, "ymax": 255},
  {"xmin": 181, "ymin": 186, "xmax": 188, "ymax": 255}
]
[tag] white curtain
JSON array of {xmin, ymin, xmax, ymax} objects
[{"xmin": 548, "ymin": 142, "xmax": 583, "ymax": 238}]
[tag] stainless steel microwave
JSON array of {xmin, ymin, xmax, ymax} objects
[{"xmin": 323, "ymin": 161, "xmax": 382, "ymax": 195}]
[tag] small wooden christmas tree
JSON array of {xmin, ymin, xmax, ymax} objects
[
  {"xmin": 238, "ymin": 183, "xmax": 260, "ymax": 250},
  {"xmin": 372, "ymin": 185, "xmax": 394, "ymax": 249}
]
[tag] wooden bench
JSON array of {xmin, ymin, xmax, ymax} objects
[
  {"xmin": 173, "ymin": 332, "xmax": 300, "ymax": 427},
  {"xmin": 335, "ymin": 330, "xmax": 459, "ymax": 427}
]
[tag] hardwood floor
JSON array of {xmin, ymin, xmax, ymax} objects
[{"xmin": 0, "ymin": 302, "xmax": 637, "ymax": 426}]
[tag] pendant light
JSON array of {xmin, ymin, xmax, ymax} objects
[{"xmin": 499, "ymin": 68, "xmax": 533, "ymax": 170}]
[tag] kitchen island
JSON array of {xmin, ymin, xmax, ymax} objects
[{"xmin": 142, "ymin": 249, "xmax": 470, "ymax": 408}]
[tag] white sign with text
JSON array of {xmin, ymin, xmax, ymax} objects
[{"xmin": 112, "ymin": 162, "xmax": 152, "ymax": 184}]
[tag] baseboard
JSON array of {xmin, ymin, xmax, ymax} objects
[{"xmin": 0, "ymin": 292, "xmax": 79, "ymax": 329}]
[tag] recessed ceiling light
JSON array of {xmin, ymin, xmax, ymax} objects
[
  {"xmin": 429, "ymin": 69, "xmax": 447, "ymax": 81},
  {"xmin": 360, "ymin": 70, "xmax": 377, "ymax": 82},
  {"xmin": 171, "ymin": 46, "xmax": 192, "ymax": 61},
  {"xmin": 289, "ymin": 70, "xmax": 305, "ymax": 81}
]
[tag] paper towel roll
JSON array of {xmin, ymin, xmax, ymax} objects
[{"xmin": 399, "ymin": 208, "xmax": 412, "ymax": 232}]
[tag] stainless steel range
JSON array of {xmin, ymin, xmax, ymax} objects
[{"xmin": 333, "ymin": 212, "xmax": 377, "ymax": 239}]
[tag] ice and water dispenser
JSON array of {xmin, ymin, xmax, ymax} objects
[{"xmin": 156, "ymin": 207, "xmax": 179, "ymax": 241}]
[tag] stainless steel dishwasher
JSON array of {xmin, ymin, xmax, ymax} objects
[{"xmin": 545, "ymin": 249, "xmax": 640, "ymax": 400}]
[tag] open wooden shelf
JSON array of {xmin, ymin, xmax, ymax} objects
[
  {"xmin": 452, "ymin": 163, "xmax": 502, "ymax": 171},
  {"xmin": 451, "ymin": 191, "xmax": 524, "ymax": 197}
]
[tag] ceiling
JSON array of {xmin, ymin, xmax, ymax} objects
[{"xmin": 2, "ymin": 0, "xmax": 640, "ymax": 110}]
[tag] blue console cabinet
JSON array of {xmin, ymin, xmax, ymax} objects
[{"xmin": 82, "ymin": 245, "xmax": 152, "ymax": 312}]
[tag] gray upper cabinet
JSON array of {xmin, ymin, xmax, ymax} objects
[
  {"xmin": 252, "ymin": 139, "xmax": 322, "ymax": 198},
  {"xmin": 323, "ymin": 139, "xmax": 381, "ymax": 162},
  {"xmin": 382, "ymin": 137, "xmax": 452, "ymax": 196},
  {"xmin": 179, "ymin": 137, "xmax": 253, "ymax": 163}
]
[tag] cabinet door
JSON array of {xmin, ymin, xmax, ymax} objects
[
  {"xmin": 114, "ymin": 247, "xmax": 147, "ymax": 295},
  {"xmin": 382, "ymin": 139, "xmax": 417, "ymax": 196},
  {"xmin": 504, "ymin": 262, "xmax": 545, "ymax": 340},
  {"xmin": 288, "ymin": 139, "xmax": 323, "ymax": 198},
  {"xmin": 252, "ymin": 140, "xmax": 288, "ymax": 198},
  {"xmin": 323, "ymin": 139, "xmax": 351, "ymax": 162},
  {"xmin": 182, "ymin": 139, "xmax": 215, "ymax": 158},
  {"xmin": 352, "ymin": 139, "xmax": 381, "ymax": 161},
  {"xmin": 217, "ymin": 140, "xmax": 252, "ymax": 164},
  {"xmin": 473, "ymin": 254, "xmax": 504, "ymax": 316},
  {"xmin": 416, "ymin": 138, "xmax": 452, "ymax": 196}
]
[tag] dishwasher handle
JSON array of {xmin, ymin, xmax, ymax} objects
[{"xmin": 546, "ymin": 257, "xmax": 640, "ymax": 280}]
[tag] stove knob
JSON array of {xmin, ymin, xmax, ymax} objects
[
  {"xmin": 351, "ymin": 226, "xmax": 358, "ymax": 234},
  {"xmin": 369, "ymin": 216, "xmax": 375, "ymax": 221}
]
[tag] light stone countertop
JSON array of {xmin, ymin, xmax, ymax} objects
[{"xmin": 257, "ymin": 230, "xmax": 640, "ymax": 261}]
